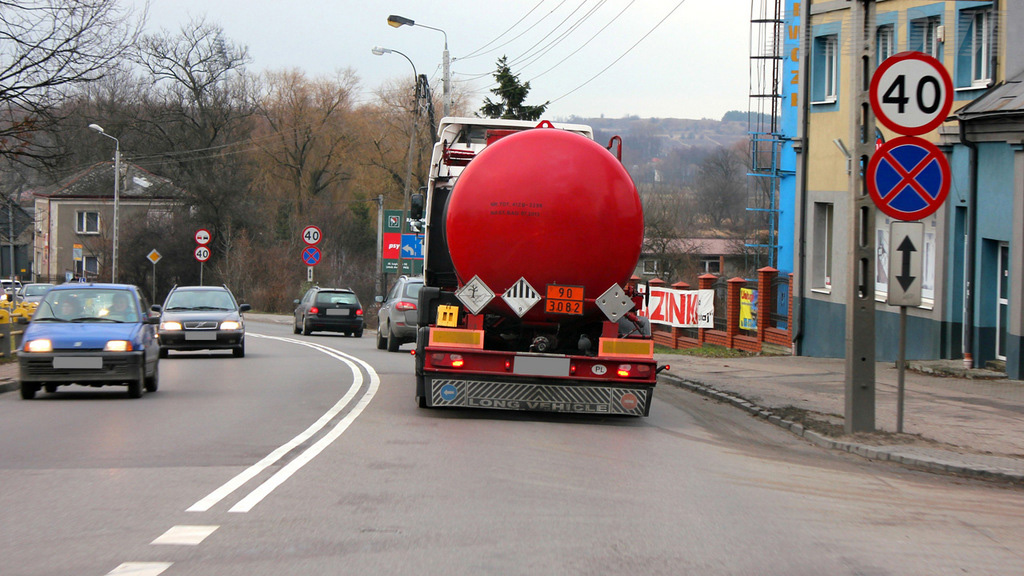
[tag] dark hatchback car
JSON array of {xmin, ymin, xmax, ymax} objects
[
  {"xmin": 18, "ymin": 283, "xmax": 160, "ymax": 399},
  {"xmin": 377, "ymin": 276, "xmax": 423, "ymax": 352},
  {"xmin": 157, "ymin": 285, "xmax": 250, "ymax": 357},
  {"xmin": 293, "ymin": 287, "xmax": 364, "ymax": 336}
]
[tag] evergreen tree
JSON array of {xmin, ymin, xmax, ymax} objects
[{"xmin": 479, "ymin": 56, "xmax": 549, "ymax": 121}]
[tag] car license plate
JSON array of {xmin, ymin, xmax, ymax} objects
[
  {"xmin": 325, "ymin": 309, "xmax": 349, "ymax": 316},
  {"xmin": 185, "ymin": 331, "xmax": 218, "ymax": 341},
  {"xmin": 53, "ymin": 357, "xmax": 102, "ymax": 369}
]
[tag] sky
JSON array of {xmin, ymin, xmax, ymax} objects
[{"xmin": 133, "ymin": 0, "xmax": 753, "ymax": 121}]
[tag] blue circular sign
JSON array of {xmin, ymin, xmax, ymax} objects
[
  {"xmin": 301, "ymin": 246, "xmax": 321, "ymax": 266},
  {"xmin": 867, "ymin": 136, "xmax": 949, "ymax": 221},
  {"xmin": 439, "ymin": 384, "xmax": 458, "ymax": 402}
]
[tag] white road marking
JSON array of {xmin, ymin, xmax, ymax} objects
[
  {"xmin": 105, "ymin": 563, "xmax": 173, "ymax": 576},
  {"xmin": 151, "ymin": 525, "xmax": 219, "ymax": 545},
  {"xmin": 187, "ymin": 334, "xmax": 379, "ymax": 513}
]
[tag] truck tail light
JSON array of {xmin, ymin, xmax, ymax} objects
[
  {"xmin": 431, "ymin": 353, "xmax": 465, "ymax": 368},
  {"xmin": 617, "ymin": 364, "xmax": 652, "ymax": 378},
  {"xmin": 505, "ymin": 359, "xmax": 512, "ymax": 371}
]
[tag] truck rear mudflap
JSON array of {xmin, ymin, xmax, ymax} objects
[{"xmin": 421, "ymin": 375, "xmax": 653, "ymax": 416}]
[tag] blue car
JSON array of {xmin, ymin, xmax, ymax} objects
[{"xmin": 18, "ymin": 284, "xmax": 161, "ymax": 399}]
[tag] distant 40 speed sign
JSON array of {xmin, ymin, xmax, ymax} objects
[{"xmin": 870, "ymin": 51, "xmax": 953, "ymax": 136}]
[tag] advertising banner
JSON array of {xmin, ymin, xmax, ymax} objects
[{"xmin": 641, "ymin": 287, "xmax": 714, "ymax": 329}]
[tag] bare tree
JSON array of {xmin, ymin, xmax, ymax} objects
[
  {"xmin": 0, "ymin": 0, "xmax": 143, "ymax": 164},
  {"xmin": 693, "ymin": 146, "xmax": 747, "ymax": 229},
  {"xmin": 132, "ymin": 16, "xmax": 257, "ymax": 237}
]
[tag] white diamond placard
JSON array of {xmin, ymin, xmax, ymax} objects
[
  {"xmin": 502, "ymin": 277, "xmax": 541, "ymax": 318},
  {"xmin": 596, "ymin": 284, "xmax": 634, "ymax": 322},
  {"xmin": 455, "ymin": 275, "xmax": 495, "ymax": 315}
]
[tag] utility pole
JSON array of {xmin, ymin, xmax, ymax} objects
[{"xmin": 845, "ymin": 0, "xmax": 877, "ymax": 434}]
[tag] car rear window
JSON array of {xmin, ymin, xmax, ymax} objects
[
  {"xmin": 404, "ymin": 283, "xmax": 423, "ymax": 299},
  {"xmin": 316, "ymin": 292, "xmax": 359, "ymax": 306}
]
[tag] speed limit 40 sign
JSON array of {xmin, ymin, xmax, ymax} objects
[
  {"xmin": 194, "ymin": 245, "xmax": 211, "ymax": 262},
  {"xmin": 870, "ymin": 51, "xmax": 953, "ymax": 136}
]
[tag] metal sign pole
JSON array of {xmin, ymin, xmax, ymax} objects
[{"xmin": 897, "ymin": 305, "xmax": 907, "ymax": 433}]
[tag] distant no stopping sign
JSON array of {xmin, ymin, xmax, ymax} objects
[
  {"xmin": 302, "ymin": 246, "xmax": 321, "ymax": 266},
  {"xmin": 867, "ymin": 136, "xmax": 950, "ymax": 221}
]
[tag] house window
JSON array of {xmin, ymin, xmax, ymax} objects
[
  {"xmin": 910, "ymin": 16, "xmax": 942, "ymax": 60},
  {"xmin": 701, "ymin": 258, "xmax": 721, "ymax": 275},
  {"xmin": 876, "ymin": 24, "xmax": 895, "ymax": 65},
  {"xmin": 812, "ymin": 203, "xmax": 834, "ymax": 290},
  {"xmin": 812, "ymin": 34, "xmax": 839, "ymax": 104},
  {"xmin": 642, "ymin": 260, "xmax": 658, "ymax": 275},
  {"xmin": 76, "ymin": 211, "xmax": 100, "ymax": 234},
  {"xmin": 957, "ymin": 6, "xmax": 994, "ymax": 88},
  {"xmin": 79, "ymin": 256, "xmax": 99, "ymax": 278}
]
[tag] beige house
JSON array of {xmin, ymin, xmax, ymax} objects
[{"xmin": 32, "ymin": 161, "xmax": 182, "ymax": 283}]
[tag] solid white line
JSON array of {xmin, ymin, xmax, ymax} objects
[
  {"xmin": 105, "ymin": 563, "xmax": 173, "ymax": 576},
  {"xmin": 229, "ymin": 341, "xmax": 381, "ymax": 513},
  {"xmin": 186, "ymin": 334, "xmax": 374, "ymax": 513},
  {"xmin": 151, "ymin": 525, "xmax": 219, "ymax": 546}
]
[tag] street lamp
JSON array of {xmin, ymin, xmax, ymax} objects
[
  {"xmin": 387, "ymin": 14, "xmax": 451, "ymax": 117},
  {"xmin": 88, "ymin": 123, "xmax": 120, "ymax": 283},
  {"xmin": 372, "ymin": 46, "xmax": 420, "ymax": 278}
]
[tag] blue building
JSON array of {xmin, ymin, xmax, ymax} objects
[{"xmin": 785, "ymin": 0, "xmax": 1022, "ymax": 377}]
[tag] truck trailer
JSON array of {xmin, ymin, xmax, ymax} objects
[{"xmin": 410, "ymin": 117, "xmax": 665, "ymax": 416}]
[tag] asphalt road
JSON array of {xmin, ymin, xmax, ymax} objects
[{"xmin": 1, "ymin": 320, "xmax": 1022, "ymax": 575}]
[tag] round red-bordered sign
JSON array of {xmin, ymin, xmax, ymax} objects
[
  {"xmin": 301, "ymin": 225, "xmax": 322, "ymax": 246},
  {"xmin": 870, "ymin": 51, "xmax": 953, "ymax": 136},
  {"xmin": 301, "ymin": 245, "xmax": 321, "ymax": 266},
  {"xmin": 194, "ymin": 245, "xmax": 211, "ymax": 262},
  {"xmin": 195, "ymin": 228, "xmax": 211, "ymax": 245},
  {"xmin": 867, "ymin": 136, "xmax": 950, "ymax": 221}
]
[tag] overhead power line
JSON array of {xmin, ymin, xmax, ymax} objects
[{"xmin": 547, "ymin": 0, "xmax": 688, "ymax": 106}]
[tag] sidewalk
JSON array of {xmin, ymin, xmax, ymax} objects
[{"xmin": 656, "ymin": 353, "xmax": 1024, "ymax": 484}]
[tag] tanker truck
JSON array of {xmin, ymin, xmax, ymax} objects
[{"xmin": 409, "ymin": 117, "xmax": 665, "ymax": 416}]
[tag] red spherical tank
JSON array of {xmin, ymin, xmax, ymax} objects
[{"xmin": 445, "ymin": 127, "xmax": 644, "ymax": 321}]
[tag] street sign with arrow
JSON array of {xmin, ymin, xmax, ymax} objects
[{"xmin": 888, "ymin": 222, "xmax": 923, "ymax": 307}]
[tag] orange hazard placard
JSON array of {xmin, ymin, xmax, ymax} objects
[{"xmin": 545, "ymin": 284, "xmax": 584, "ymax": 315}]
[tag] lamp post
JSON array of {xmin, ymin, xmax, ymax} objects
[
  {"xmin": 88, "ymin": 123, "xmax": 120, "ymax": 282},
  {"xmin": 387, "ymin": 14, "xmax": 451, "ymax": 117},
  {"xmin": 372, "ymin": 46, "xmax": 420, "ymax": 278}
]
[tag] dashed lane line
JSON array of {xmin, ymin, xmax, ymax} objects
[
  {"xmin": 187, "ymin": 334, "xmax": 379, "ymax": 513},
  {"xmin": 151, "ymin": 525, "xmax": 219, "ymax": 546}
]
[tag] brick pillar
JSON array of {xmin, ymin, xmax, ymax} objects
[
  {"xmin": 727, "ymin": 277, "xmax": 745, "ymax": 348},
  {"xmin": 757, "ymin": 267, "xmax": 777, "ymax": 345}
]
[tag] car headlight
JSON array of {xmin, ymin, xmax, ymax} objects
[
  {"xmin": 25, "ymin": 339, "xmax": 53, "ymax": 353},
  {"xmin": 160, "ymin": 321, "xmax": 182, "ymax": 331},
  {"xmin": 105, "ymin": 340, "xmax": 133, "ymax": 352},
  {"xmin": 220, "ymin": 321, "xmax": 241, "ymax": 330}
]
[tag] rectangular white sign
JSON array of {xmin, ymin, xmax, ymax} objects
[{"xmin": 641, "ymin": 287, "xmax": 715, "ymax": 329}]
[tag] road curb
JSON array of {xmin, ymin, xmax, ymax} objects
[
  {"xmin": 659, "ymin": 372, "xmax": 1024, "ymax": 484},
  {"xmin": 0, "ymin": 378, "xmax": 18, "ymax": 394}
]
